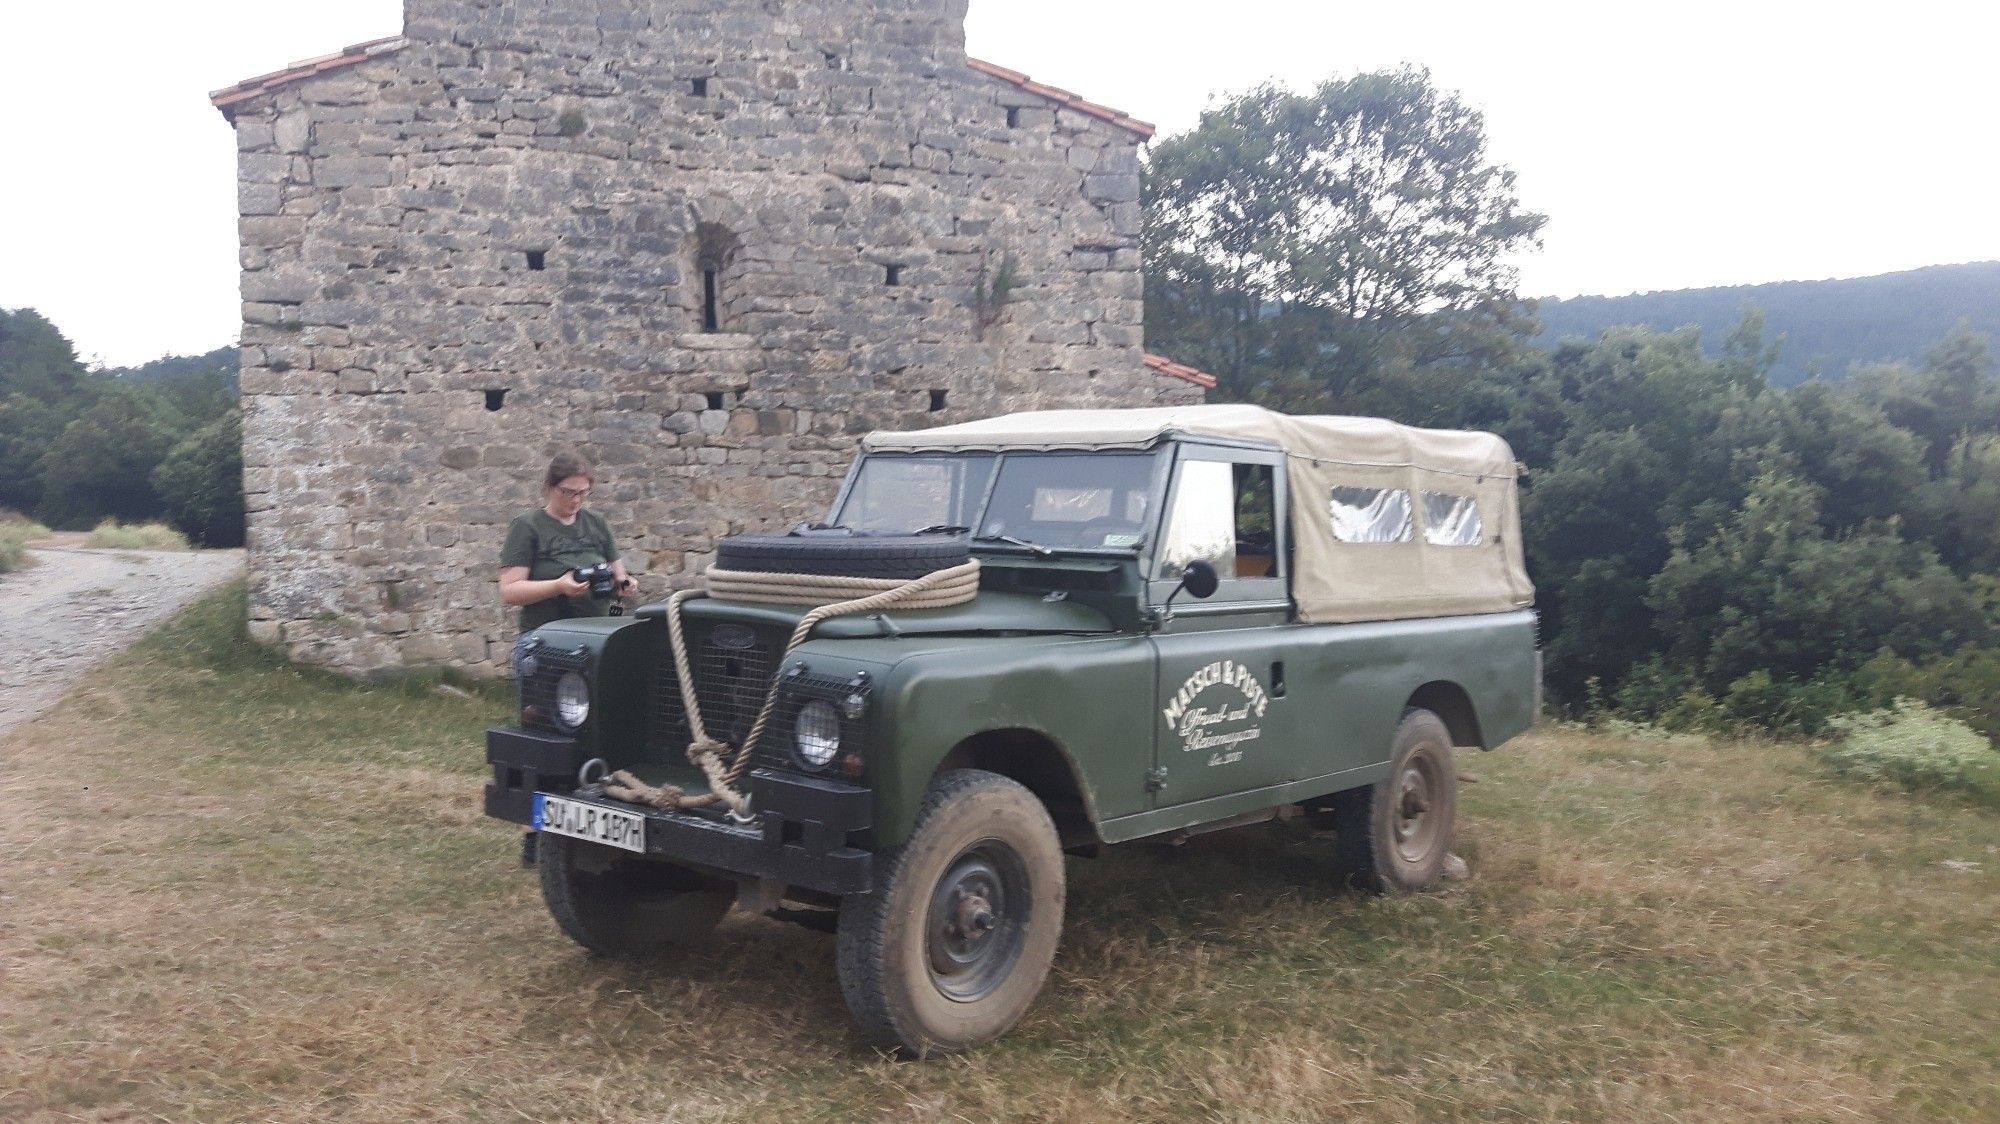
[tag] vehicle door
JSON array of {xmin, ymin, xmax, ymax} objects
[{"xmin": 1146, "ymin": 443, "xmax": 1303, "ymax": 808}]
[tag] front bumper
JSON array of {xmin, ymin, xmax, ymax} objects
[{"xmin": 484, "ymin": 727, "xmax": 873, "ymax": 896}]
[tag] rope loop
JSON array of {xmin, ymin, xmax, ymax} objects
[{"xmin": 630, "ymin": 560, "xmax": 980, "ymax": 816}]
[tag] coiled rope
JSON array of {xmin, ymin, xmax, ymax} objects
[{"xmin": 604, "ymin": 560, "xmax": 980, "ymax": 817}]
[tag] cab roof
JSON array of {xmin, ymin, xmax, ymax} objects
[{"xmin": 861, "ymin": 404, "xmax": 1518, "ymax": 480}]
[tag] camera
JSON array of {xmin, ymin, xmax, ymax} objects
[{"xmin": 572, "ymin": 562, "xmax": 617, "ymax": 600}]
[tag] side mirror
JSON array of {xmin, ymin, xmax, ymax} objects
[
  {"xmin": 1159, "ymin": 559, "xmax": 1221, "ymax": 624},
  {"xmin": 1182, "ymin": 560, "xmax": 1220, "ymax": 600}
]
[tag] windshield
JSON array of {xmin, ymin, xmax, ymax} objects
[{"xmin": 836, "ymin": 452, "xmax": 1161, "ymax": 550}]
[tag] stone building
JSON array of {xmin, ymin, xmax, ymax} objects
[{"xmin": 210, "ymin": 0, "xmax": 1210, "ymax": 675}]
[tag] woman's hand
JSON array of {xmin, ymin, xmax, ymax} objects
[
  {"xmin": 554, "ymin": 571, "xmax": 591, "ymax": 598},
  {"xmin": 616, "ymin": 575, "xmax": 639, "ymax": 598}
]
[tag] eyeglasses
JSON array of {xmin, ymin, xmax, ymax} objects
[{"xmin": 554, "ymin": 485, "xmax": 592, "ymax": 500}]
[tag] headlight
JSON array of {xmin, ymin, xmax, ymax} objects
[
  {"xmin": 793, "ymin": 699, "xmax": 841, "ymax": 769},
  {"xmin": 555, "ymin": 671, "xmax": 590, "ymax": 730}
]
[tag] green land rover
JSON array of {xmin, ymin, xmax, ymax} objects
[{"xmin": 483, "ymin": 404, "xmax": 1540, "ymax": 1055}]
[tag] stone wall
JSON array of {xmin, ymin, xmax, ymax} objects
[{"xmin": 226, "ymin": 0, "xmax": 1201, "ymax": 674}]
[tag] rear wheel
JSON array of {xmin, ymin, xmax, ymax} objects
[
  {"xmin": 1331, "ymin": 708, "xmax": 1458, "ymax": 893},
  {"xmin": 537, "ymin": 834, "xmax": 733, "ymax": 957},
  {"xmin": 836, "ymin": 770, "xmax": 1065, "ymax": 1056}
]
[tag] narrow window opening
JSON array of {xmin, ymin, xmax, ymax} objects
[
  {"xmin": 701, "ymin": 267, "xmax": 721, "ymax": 332},
  {"xmin": 691, "ymin": 77, "xmax": 709, "ymax": 97},
  {"xmin": 484, "ymin": 388, "xmax": 508, "ymax": 411},
  {"xmin": 1006, "ymin": 106, "xmax": 1021, "ymax": 129},
  {"xmin": 705, "ymin": 391, "xmax": 726, "ymax": 411},
  {"xmin": 524, "ymin": 250, "xmax": 546, "ymax": 271},
  {"xmin": 884, "ymin": 263, "xmax": 903, "ymax": 287},
  {"xmin": 928, "ymin": 389, "xmax": 948, "ymax": 412},
  {"xmin": 823, "ymin": 51, "xmax": 845, "ymax": 70}
]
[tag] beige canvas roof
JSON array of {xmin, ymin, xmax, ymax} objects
[{"xmin": 864, "ymin": 405, "xmax": 1534, "ymax": 623}]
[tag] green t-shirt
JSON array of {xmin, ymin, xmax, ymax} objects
[{"xmin": 500, "ymin": 508, "xmax": 622, "ymax": 631}]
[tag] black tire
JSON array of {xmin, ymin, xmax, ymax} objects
[
  {"xmin": 1330, "ymin": 708, "xmax": 1458, "ymax": 893},
  {"xmin": 836, "ymin": 770, "xmax": 1065, "ymax": 1057},
  {"xmin": 538, "ymin": 833, "xmax": 734, "ymax": 957},
  {"xmin": 714, "ymin": 533, "xmax": 969, "ymax": 580}
]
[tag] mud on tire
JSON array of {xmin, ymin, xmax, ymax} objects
[
  {"xmin": 1330, "ymin": 708, "xmax": 1458, "ymax": 893},
  {"xmin": 835, "ymin": 769, "xmax": 1065, "ymax": 1057}
]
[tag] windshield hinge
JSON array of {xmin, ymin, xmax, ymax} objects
[{"xmin": 1145, "ymin": 766, "xmax": 1168, "ymax": 793}]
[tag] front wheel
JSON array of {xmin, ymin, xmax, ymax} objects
[
  {"xmin": 538, "ymin": 834, "xmax": 733, "ymax": 957},
  {"xmin": 1331, "ymin": 708, "xmax": 1458, "ymax": 893},
  {"xmin": 836, "ymin": 770, "xmax": 1066, "ymax": 1056}
]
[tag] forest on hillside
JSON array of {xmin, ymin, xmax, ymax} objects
[
  {"xmin": 1535, "ymin": 261, "xmax": 2000, "ymax": 387},
  {"xmin": 1145, "ymin": 68, "xmax": 2000, "ymax": 740},
  {"xmin": 0, "ymin": 308, "xmax": 243, "ymax": 545}
]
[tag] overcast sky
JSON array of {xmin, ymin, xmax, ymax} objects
[{"xmin": 2, "ymin": 0, "xmax": 1994, "ymax": 367}]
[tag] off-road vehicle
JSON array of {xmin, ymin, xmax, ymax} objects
[{"xmin": 484, "ymin": 404, "xmax": 1539, "ymax": 1055}]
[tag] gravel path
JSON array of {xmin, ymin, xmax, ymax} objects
[{"xmin": 0, "ymin": 546, "xmax": 243, "ymax": 737}]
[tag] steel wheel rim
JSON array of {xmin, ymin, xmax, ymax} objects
[
  {"xmin": 1392, "ymin": 747, "xmax": 1444, "ymax": 865},
  {"xmin": 925, "ymin": 839, "xmax": 1030, "ymax": 1003}
]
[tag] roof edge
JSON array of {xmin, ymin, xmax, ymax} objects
[
  {"xmin": 209, "ymin": 36, "xmax": 408, "ymax": 118},
  {"xmin": 1143, "ymin": 353, "xmax": 1219, "ymax": 389},
  {"xmin": 966, "ymin": 58, "xmax": 1156, "ymax": 139}
]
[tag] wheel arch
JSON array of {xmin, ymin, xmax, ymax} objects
[
  {"xmin": 935, "ymin": 728, "xmax": 1101, "ymax": 849},
  {"xmin": 1406, "ymin": 680, "xmax": 1485, "ymax": 749}
]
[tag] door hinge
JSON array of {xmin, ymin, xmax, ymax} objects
[{"xmin": 1145, "ymin": 766, "xmax": 1168, "ymax": 793}]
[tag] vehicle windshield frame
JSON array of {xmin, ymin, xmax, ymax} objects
[{"xmin": 831, "ymin": 449, "xmax": 1172, "ymax": 557}]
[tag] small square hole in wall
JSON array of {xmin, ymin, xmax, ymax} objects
[
  {"xmin": 824, "ymin": 51, "xmax": 845, "ymax": 70},
  {"xmin": 525, "ymin": 250, "xmax": 546, "ymax": 271},
  {"xmin": 691, "ymin": 77, "xmax": 709, "ymax": 97},
  {"xmin": 929, "ymin": 389, "xmax": 948, "ymax": 412},
  {"xmin": 705, "ymin": 391, "xmax": 726, "ymax": 411},
  {"xmin": 884, "ymin": 263, "xmax": 903, "ymax": 286},
  {"xmin": 485, "ymin": 388, "xmax": 509, "ymax": 411}
]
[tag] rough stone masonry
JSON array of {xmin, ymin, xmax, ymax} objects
[{"xmin": 212, "ymin": 0, "xmax": 1206, "ymax": 675}]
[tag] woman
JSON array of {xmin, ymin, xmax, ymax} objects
[{"xmin": 499, "ymin": 451, "xmax": 639, "ymax": 632}]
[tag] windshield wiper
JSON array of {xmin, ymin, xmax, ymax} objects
[
  {"xmin": 974, "ymin": 533, "xmax": 1054, "ymax": 557},
  {"xmin": 914, "ymin": 524, "xmax": 971, "ymax": 535}
]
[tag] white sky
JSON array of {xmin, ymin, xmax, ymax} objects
[{"xmin": 2, "ymin": 0, "xmax": 1995, "ymax": 367}]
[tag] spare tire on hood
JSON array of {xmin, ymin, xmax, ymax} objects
[{"xmin": 714, "ymin": 530, "xmax": 970, "ymax": 580}]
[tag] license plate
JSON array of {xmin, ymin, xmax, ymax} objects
[{"xmin": 533, "ymin": 793, "xmax": 647, "ymax": 853}]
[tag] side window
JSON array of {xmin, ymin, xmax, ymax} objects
[
  {"xmin": 1233, "ymin": 463, "xmax": 1279, "ymax": 578},
  {"xmin": 1158, "ymin": 460, "xmax": 1236, "ymax": 579},
  {"xmin": 1420, "ymin": 491, "xmax": 1483, "ymax": 546},
  {"xmin": 1330, "ymin": 486, "xmax": 1413, "ymax": 544}
]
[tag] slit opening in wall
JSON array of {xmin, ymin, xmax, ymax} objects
[
  {"xmin": 691, "ymin": 77, "xmax": 709, "ymax": 97},
  {"xmin": 484, "ymin": 388, "xmax": 509, "ymax": 411},
  {"xmin": 1006, "ymin": 106, "xmax": 1021, "ymax": 129},
  {"xmin": 705, "ymin": 391, "xmax": 726, "ymax": 411},
  {"xmin": 524, "ymin": 250, "xmax": 546, "ymax": 271},
  {"xmin": 884, "ymin": 263, "xmax": 903, "ymax": 287},
  {"xmin": 701, "ymin": 268, "xmax": 721, "ymax": 332},
  {"xmin": 823, "ymin": 51, "xmax": 844, "ymax": 70},
  {"xmin": 929, "ymin": 389, "xmax": 948, "ymax": 412}
]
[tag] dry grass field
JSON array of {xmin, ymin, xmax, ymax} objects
[{"xmin": 3, "ymin": 587, "xmax": 1996, "ymax": 1122}]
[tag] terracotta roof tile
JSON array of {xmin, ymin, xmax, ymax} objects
[
  {"xmin": 966, "ymin": 58, "xmax": 1155, "ymax": 139},
  {"xmin": 209, "ymin": 36, "xmax": 408, "ymax": 117},
  {"xmin": 1144, "ymin": 353, "xmax": 1219, "ymax": 389}
]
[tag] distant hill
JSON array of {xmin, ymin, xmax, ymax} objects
[
  {"xmin": 101, "ymin": 346, "xmax": 239, "ymax": 390},
  {"xmin": 1534, "ymin": 262, "xmax": 2000, "ymax": 387}
]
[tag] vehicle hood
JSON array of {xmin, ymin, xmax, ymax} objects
[{"xmin": 633, "ymin": 589, "xmax": 1115, "ymax": 637}]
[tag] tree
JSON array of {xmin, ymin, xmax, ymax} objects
[
  {"xmin": 34, "ymin": 387, "xmax": 180, "ymax": 527},
  {"xmin": 1144, "ymin": 67, "xmax": 1546, "ymax": 412},
  {"xmin": 152, "ymin": 410, "xmax": 245, "ymax": 547}
]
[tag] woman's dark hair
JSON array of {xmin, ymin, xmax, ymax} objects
[{"xmin": 544, "ymin": 450, "xmax": 595, "ymax": 488}]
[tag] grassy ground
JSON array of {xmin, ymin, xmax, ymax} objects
[
  {"xmin": 0, "ymin": 512, "xmax": 51, "ymax": 573},
  {"xmin": 3, "ymin": 586, "xmax": 1996, "ymax": 1122},
  {"xmin": 82, "ymin": 519, "xmax": 190, "ymax": 551}
]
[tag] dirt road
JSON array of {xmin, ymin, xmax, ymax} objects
[{"xmin": 0, "ymin": 546, "xmax": 242, "ymax": 736}]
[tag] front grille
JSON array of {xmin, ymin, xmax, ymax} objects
[
  {"xmin": 651, "ymin": 622, "xmax": 781, "ymax": 752},
  {"xmin": 650, "ymin": 623, "xmax": 871, "ymax": 771},
  {"xmin": 519, "ymin": 644, "xmax": 589, "ymax": 734}
]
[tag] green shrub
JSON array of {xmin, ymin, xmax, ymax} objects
[
  {"xmin": 85, "ymin": 519, "xmax": 190, "ymax": 551},
  {"xmin": 1819, "ymin": 699, "xmax": 2000, "ymax": 791},
  {"xmin": 0, "ymin": 511, "xmax": 50, "ymax": 573}
]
